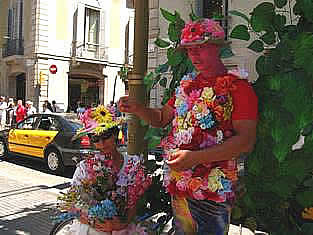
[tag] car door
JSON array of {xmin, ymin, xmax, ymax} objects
[
  {"xmin": 27, "ymin": 116, "xmax": 60, "ymax": 158},
  {"xmin": 8, "ymin": 116, "xmax": 40, "ymax": 155}
]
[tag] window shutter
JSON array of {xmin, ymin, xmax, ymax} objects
[
  {"xmin": 76, "ymin": 3, "xmax": 85, "ymax": 45},
  {"xmin": 99, "ymin": 10, "xmax": 106, "ymax": 60},
  {"xmin": 8, "ymin": 9, "xmax": 13, "ymax": 39}
]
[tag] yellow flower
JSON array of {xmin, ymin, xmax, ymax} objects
[
  {"xmin": 92, "ymin": 105, "xmax": 113, "ymax": 124},
  {"xmin": 302, "ymin": 207, "xmax": 313, "ymax": 220},
  {"xmin": 201, "ymin": 87, "xmax": 215, "ymax": 102},
  {"xmin": 223, "ymin": 95, "xmax": 233, "ymax": 120},
  {"xmin": 207, "ymin": 168, "xmax": 225, "ymax": 192}
]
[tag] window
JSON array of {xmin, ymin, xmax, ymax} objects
[
  {"xmin": 85, "ymin": 8, "xmax": 100, "ymax": 51},
  {"xmin": 17, "ymin": 116, "xmax": 39, "ymax": 130},
  {"xmin": 202, "ymin": 0, "xmax": 228, "ymax": 38},
  {"xmin": 37, "ymin": 117, "xmax": 61, "ymax": 131}
]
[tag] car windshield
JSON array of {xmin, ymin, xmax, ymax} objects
[
  {"xmin": 58, "ymin": 114, "xmax": 83, "ymax": 131},
  {"xmin": 68, "ymin": 121, "xmax": 83, "ymax": 131}
]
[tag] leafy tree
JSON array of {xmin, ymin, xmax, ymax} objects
[{"xmin": 229, "ymin": 1, "xmax": 313, "ymax": 234}]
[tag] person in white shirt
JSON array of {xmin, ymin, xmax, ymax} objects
[
  {"xmin": 42, "ymin": 103, "xmax": 52, "ymax": 114},
  {"xmin": 26, "ymin": 100, "xmax": 37, "ymax": 116},
  {"xmin": 0, "ymin": 96, "xmax": 8, "ymax": 130}
]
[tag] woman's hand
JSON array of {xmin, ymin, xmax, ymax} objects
[{"xmin": 166, "ymin": 150, "xmax": 199, "ymax": 171}]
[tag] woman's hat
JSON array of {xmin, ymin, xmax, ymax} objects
[
  {"xmin": 180, "ymin": 18, "xmax": 227, "ymax": 48},
  {"xmin": 72, "ymin": 105, "xmax": 123, "ymax": 141}
]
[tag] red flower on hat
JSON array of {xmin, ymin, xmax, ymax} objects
[{"xmin": 181, "ymin": 21, "xmax": 206, "ymax": 44}]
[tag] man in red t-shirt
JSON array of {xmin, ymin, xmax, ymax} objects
[
  {"xmin": 16, "ymin": 100, "xmax": 27, "ymax": 123},
  {"xmin": 119, "ymin": 18, "xmax": 258, "ymax": 234}
]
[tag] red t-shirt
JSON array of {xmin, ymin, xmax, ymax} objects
[
  {"xmin": 167, "ymin": 78, "xmax": 258, "ymax": 121},
  {"xmin": 16, "ymin": 105, "xmax": 26, "ymax": 123}
]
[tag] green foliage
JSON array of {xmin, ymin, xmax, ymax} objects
[
  {"xmin": 230, "ymin": 25, "xmax": 250, "ymax": 41},
  {"xmin": 230, "ymin": 0, "xmax": 313, "ymax": 233}
]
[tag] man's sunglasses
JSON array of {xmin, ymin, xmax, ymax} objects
[{"xmin": 89, "ymin": 132, "xmax": 113, "ymax": 143}]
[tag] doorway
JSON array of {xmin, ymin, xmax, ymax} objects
[
  {"xmin": 68, "ymin": 78, "xmax": 100, "ymax": 112},
  {"xmin": 16, "ymin": 73, "xmax": 26, "ymax": 102}
]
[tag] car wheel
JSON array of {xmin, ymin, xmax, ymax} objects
[
  {"xmin": 0, "ymin": 139, "xmax": 8, "ymax": 159},
  {"xmin": 45, "ymin": 148, "xmax": 64, "ymax": 173}
]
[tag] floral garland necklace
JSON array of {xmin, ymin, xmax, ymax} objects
[{"xmin": 161, "ymin": 71, "xmax": 241, "ymax": 202}]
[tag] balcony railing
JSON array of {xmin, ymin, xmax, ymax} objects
[
  {"xmin": 71, "ymin": 41, "xmax": 108, "ymax": 61},
  {"xmin": 2, "ymin": 39, "xmax": 24, "ymax": 58}
]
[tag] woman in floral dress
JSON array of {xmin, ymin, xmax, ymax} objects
[
  {"xmin": 56, "ymin": 106, "xmax": 152, "ymax": 235},
  {"xmin": 119, "ymin": 18, "xmax": 258, "ymax": 234}
]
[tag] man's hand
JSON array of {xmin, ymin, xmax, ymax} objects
[
  {"xmin": 118, "ymin": 96, "xmax": 142, "ymax": 114},
  {"xmin": 166, "ymin": 150, "xmax": 199, "ymax": 171}
]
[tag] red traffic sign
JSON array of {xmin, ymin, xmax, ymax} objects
[{"xmin": 49, "ymin": 64, "xmax": 57, "ymax": 74}]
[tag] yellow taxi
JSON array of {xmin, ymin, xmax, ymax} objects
[{"xmin": 0, "ymin": 113, "xmax": 95, "ymax": 172}]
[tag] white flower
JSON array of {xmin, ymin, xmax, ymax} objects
[{"xmin": 216, "ymin": 130, "xmax": 224, "ymax": 144}]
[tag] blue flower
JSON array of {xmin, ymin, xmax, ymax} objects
[
  {"xmin": 177, "ymin": 103, "xmax": 188, "ymax": 116},
  {"xmin": 89, "ymin": 199, "xmax": 118, "ymax": 219},
  {"xmin": 199, "ymin": 112, "xmax": 215, "ymax": 129},
  {"xmin": 220, "ymin": 178, "xmax": 232, "ymax": 192}
]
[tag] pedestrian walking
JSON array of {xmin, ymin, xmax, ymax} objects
[
  {"xmin": 119, "ymin": 18, "xmax": 258, "ymax": 234},
  {"xmin": 26, "ymin": 100, "xmax": 37, "ymax": 116},
  {"xmin": 16, "ymin": 100, "xmax": 27, "ymax": 123},
  {"xmin": 6, "ymin": 98, "xmax": 15, "ymax": 127},
  {"xmin": 0, "ymin": 96, "xmax": 8, "ymax": 130},
  {"xmin": 51, "ymin": 100, "xmax": 61, "ymax": 112}
]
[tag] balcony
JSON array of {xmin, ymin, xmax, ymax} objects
[
  {"xmin": 2, "ymin": 39, "xmax": 24, "ymax": 58},
  {"xmin": 71, "ymin": 42, "xmax": 108, "ymax": 62}
]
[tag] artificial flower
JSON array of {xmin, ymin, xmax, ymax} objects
[
  {"xmin": 93, "ymin": 105, "xmax": 113, "ymax": 124},
  {"xmin": 302, "ymin": 207, "xmax": 313, "ymax": 220}
]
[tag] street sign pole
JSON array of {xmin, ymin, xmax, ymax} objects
[{"xmin": 127, "ymin": 0, "xmax": 149, "ymax": 155}]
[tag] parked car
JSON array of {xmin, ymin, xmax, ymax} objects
[{"xmin": 0, "ymin": 113, "xmax": 97, "ymax": 173}]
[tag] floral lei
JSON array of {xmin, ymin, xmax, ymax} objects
[
  {"xmin": 161, "ymin": 72, "xmax": 241, "ymax": 202},
  {"xmin": 55, "ymin": 154, "xmax": 152, "ymax": 223}
]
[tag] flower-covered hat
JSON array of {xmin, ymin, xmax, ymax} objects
[
  {"xmin": 180, "ymin": 18, "xmax": 226, "ymax": 47},
  {"xmin": 72, "ymin": 105, "xmax": 122, "ymax": 141}
]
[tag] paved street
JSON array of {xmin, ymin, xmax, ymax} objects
[
  {"xmin": 0, "ymin": 155, "xmax": 260, "ymax": 235},
  {"xmin": 0, "ymin": 158, "xmax": 71, "ymax": 235}
]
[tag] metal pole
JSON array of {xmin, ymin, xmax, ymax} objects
[{"xmin": 127, "ymin": 0, "xmax": 149, "ymax": 154}]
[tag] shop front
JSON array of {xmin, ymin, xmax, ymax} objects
[
  {"xmin": 68, "ymin": 77, "xmax": 104, "ymax": 112},
  {"xmin": 68, "ymin": 62, "xmax": 105, "ymax": 113}
]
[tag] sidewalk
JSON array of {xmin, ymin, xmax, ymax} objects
[{"xmin": 0, "ymin": 160, "xmax": 266, "ymax": 235}]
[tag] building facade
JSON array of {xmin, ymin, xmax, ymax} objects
[
  {"xmin": 0, "ymin": 0, "xmax": 134, "ymax": 112},
  {"xmin": 147, "ymin": 0, "xmax": 263, "ymax": 107}
]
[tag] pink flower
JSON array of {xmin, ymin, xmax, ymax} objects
[
  {"xmin": 176, "ymin": 179, "xmax": 188, "ymax": 191},
  {"xmin": 192, "ymin": 189, "xmax": 207, "ymax": 200}
]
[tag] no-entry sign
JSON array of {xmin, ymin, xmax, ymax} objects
[{"xmin": 49, "ymin": 64, "xmax": 57, "ymax": 74}]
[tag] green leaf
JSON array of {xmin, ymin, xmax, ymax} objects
[
  {"xmin": 160, "ymin": 8, "xmax": 176, "ymax": 23},
  {"xmin": 189, "ymin": 6, "xmax": 200, "ymax": 21},
  {"xmin": 219, "ymin": 46, "xmax": 234, "ymax": 58},
  {"xmin": 168, "ymin": 23, "xmax": 180, "ymax": 42},
  {"xmin": 261, "ymin": 31, "xmax": 276, "ymax": 45},
  {"xmin": 154, "ymin": 38, "xmax": 171, "ymax": 48},
  {"xmin": 230, "ymin": 25, "xmax": 250, "ymax": 41},
  {"xmin": 167, "ymin": 49, "xmax": 184, "ymax": 66},
  {"xmin": 274, "ymin": 0, "xmax": 287, "ymax": 8},
  {"xmin": 273, "ymin": 14, "xmax": 287, "ymax": 30},
  {"xmin": 248, "ymin": 40, "xmax": 264, "ymax": 53},
  {"xmin": 251, "ymin": 2, "xmax": 275, "ymax": 32},
  {"xmin": 228, "ymin": 10, "xmax": 250, "ymax": 24},
  {"xmin": 148, "ymin": 136, "xmax": 161, "ymax": 149},
  {"xmin": 144, "ymin": 72, "xmax": 154, "ymax": 86},
  {"xmin": 159, "ymin": 77, "xmax": 167, "ymax": 87},
  {"xmin": 155, "ymin": 63, "xmax": 169, "ymax": 74},
  {"xmin": 296, "ymin": 190, "xmax": 313, "ymax": 207},
  {"xmin": 294, "ymin": 33, "xmax": 313, "ymax": 75}
]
